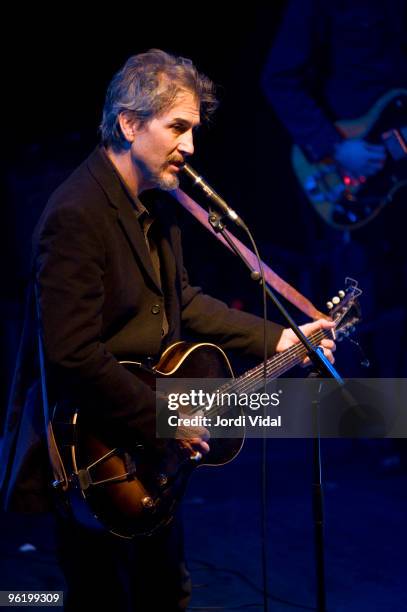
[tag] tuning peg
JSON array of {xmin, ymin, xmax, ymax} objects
[
  {"xmin": 332, "ymin": 296, "xmax": 340, "ymax": 305},
  {"xmin": 326, "ymin": 301, "xmax": 334, "ymax": 310},
  {"xmin": 338, "ymin": 290, "xmax": 345, "ymax": 298}
]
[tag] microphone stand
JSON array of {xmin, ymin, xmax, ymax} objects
[{"xmin": 206, "ymin": 207, "xmax": 344, "ymax": 612}]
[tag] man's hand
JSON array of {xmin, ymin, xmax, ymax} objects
[
  {"xmin": 333, "ymin": 138, "xmax": 386, "ymax": 178},
  {"xmin": 276, "ymin": 319, "xmax": 336, "ymax": 365},
  {"xmin": 175, "ymin": 411, "xmax": 210, "ymax": 457}
]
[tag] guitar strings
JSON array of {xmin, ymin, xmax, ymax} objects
[
  {"xmin": 204, "ymin": 297, "xmax": 352, "ymax": 414},
  {"xmin": 214, "ymin": 330, "xmax": 326, "ymax": 406},
  {"xmin": 188, "ymin": 329, "xmax": 328, "ymax": 420},
  {"xmin": 211, "ymin": 330, "xmax": 325, "ymax": 419}
]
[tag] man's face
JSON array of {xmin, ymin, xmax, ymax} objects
[{"xmin": 130, "ymin": 89, "xmax": 201, "ymax": 192}]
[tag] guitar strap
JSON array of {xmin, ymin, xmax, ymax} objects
[
  {"xmin": 171, "ymin": 188, "xmax": 328, "ymax": 320},
  {"xmin": 34, "ymin": 283, "xmax": 68, "ymax": 491}
]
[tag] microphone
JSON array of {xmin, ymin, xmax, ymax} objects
[{"xmin": 181, "ymin": 163, "xmax": 246, "ymax": 229}]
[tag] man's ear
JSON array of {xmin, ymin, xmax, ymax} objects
[{"xmin": 118, "ymin": 111, "xmax": 139, "ymax": 143}]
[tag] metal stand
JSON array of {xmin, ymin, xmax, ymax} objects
[
  {"xmin": 310, "ymin": 376, "xmax": 327, "ymax": 612},
  {"xmin": 207, "ymin": 208, "xmax": 344, "ymax": 612}
]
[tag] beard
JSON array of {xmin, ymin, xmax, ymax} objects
[
  {"xmin": 151, "ymin": 156, "xmax": 183, "ymax": 191},
  {"xmin": 153, "ymin": 168, "xmax": 180, "ymax": 191},
  {"xmin": 132, "ymin": 154, "xmax": 181, "ymax": 192}
]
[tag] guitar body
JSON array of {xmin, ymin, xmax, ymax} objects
[
  {"xmin": 292, "ymin": 89, "xmax": 407, "ymax": 230},
  {"xmin": 52, "ymin": 342, "xmax": 243, "ymax": 538}
]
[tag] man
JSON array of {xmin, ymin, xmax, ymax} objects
[
  {"xmin": 262, "ymin": 0, "xmax": 406, "ymax": 182},
  {"xmin": 1, "ymin": 49, "xmax": 335, "ymax": 611},
  {"xmin": 262, "ymin": 0, "xmax": 407, "ymax": 377}
]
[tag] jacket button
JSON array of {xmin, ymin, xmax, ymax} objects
[{"xmin": 151, "ymin": 304, "xmax": 161, "ymax": 315}]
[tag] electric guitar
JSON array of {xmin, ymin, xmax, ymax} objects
[
  {"xmin": 292, "ymin": 89, "xmax": 407, "ymax": 230},
  {"xmin": 50, "ymin": 279, "xmax": 361, "ymax": 538}
]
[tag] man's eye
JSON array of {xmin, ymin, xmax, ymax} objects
[{"xmin": 172, "ymin": 124, "xmax": 185, "ymax": 133}]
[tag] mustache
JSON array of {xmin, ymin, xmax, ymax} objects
[{"xmin": 166, "ymin": 156, "xmax": 184, "ymax": 167}]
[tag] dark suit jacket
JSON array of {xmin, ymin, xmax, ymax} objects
[{"xmin": 0, "ymin": 147, "xmax": 283, "ymax": 512}]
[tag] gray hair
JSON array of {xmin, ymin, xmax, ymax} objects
[{"xmin": 100, "ymin": 49, "xmax": 218, "ymax": 151}]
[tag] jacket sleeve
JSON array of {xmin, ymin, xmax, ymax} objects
[
  {"xmin": 35, "ymin": 200, "xmax": 158, "ymax": 448},
  {"xmin": 262, "ymin": 0, "xmax": 342, "ymax": 161},
  {"xmin": 180, "ymin": 267, "xmax": 284, "ymax": 359}
]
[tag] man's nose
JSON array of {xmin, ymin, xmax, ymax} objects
[{"xmin": 178, "ymin": 131, "xmax": 194, "ymax": 156}]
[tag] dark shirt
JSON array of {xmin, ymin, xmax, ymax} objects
[{"xmin": 262, "ymin": 0, "xmax": 407, "ymax": 161}]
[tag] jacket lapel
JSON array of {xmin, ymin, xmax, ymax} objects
[
  {"xmin": 86, "ymin": 147, "xmax": 162, "ymax": 294},
  {"xmin": 156, "ymin": 217, "xmax": 178, "ymax": 336}
]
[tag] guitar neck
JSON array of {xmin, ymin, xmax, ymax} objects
[{"xmin": 223, "ymin": 328, "xmax": 328, "ymax": 397}]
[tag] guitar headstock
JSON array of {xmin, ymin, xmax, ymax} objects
[{"xmin": 326, "ymin": 277, "xmax": 362, "ymax": 340}]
